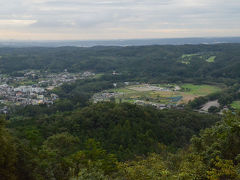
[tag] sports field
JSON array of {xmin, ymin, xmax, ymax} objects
[
  {"xmin": 180, "ymin": 84, "xmax": 220, "ymax": 96},
  {"xmin": 93, "ymin": 83, "xmax": 221, "ymax": 105}
]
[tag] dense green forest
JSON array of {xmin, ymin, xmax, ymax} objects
[
  {"xmin": 1, "ymin": 44, "xmax": 240, "ymax": 84},
  {"xmin": 2, "ymin": 102, "xmax": 240, "ymax": 179},
  {"xmin": 0, "ymin": 102, "xmax": 220, "ymax": 179},
  {"xmin": 1, "ymin": 44, "xmax": 240, "ymax": 179}
]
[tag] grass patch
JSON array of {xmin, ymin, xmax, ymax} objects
[
  {"xmin": 179, "ymin": 54, "xmax": 198, "ymax": 65},
  {"xmin": 179, "ymin": 54, "xmax": 199, "ymax": 64},
  {"xmin": 181, "ymin": 54, "xmax": 198, "ymax": 58},
  {"xmin": 179, "ymin": 53, "xmax": 217, "ymax": 64},
  {"xmin": 180, "ymin": 84, "xmax": 221, "ymax": 96},
  {"xmin": 94, "ymin": 73, "xmax": 104, "ymax": 79},
  {"xmin": 180, "ymin": 61, "xmax": 190, "ymax": 64},
  {"xmin": 206, "ymin": 56, "xmax": 216, "ymax": 63},
  {"xmin": 231, "ymin": 101, "xmax": 240, "ymax": 109},
  {"xmin": 111, "ymin": 88, "xmax": 136, "ymax": 93}
]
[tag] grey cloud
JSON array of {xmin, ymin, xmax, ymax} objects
[{"xmin": 0, "ymin": 0, "xmax": 239, "ymax": 39}]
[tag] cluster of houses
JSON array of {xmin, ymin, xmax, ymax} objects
[
  {"xmin": 0, "ymin": 84, "xmax": 58, "ymax": 107},
  {"xmin": 136, "ymin": 84, "xmax": 171, "ymax": 91},
  {"xmin": 92, "ymin": 92, "xmax": 123, "ymax": 103},
  {"xmin": 135, "ymin": 100, "xmax": 170, "ymax": 110},
  {"xmin": 0, "ymin": 70, "xmax": 96, "ymax": 113},
  {"xmin": 36, "ymin": 70, "xmax": 95, "ymax": 88}
]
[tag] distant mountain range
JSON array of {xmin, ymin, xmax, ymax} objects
[{"xmin": 1, "ymin": 37, "xmax": 240, "ymax": 47}]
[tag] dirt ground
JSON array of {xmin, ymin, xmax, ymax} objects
[
  {"xmin": 201, "ymin": 100, "xmax": 220, "ymax": 111},
  {"xmin": 178, "ymin": 93, "xmax": 197, "ymax": 104}
]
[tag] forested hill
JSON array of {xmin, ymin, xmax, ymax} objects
[
  {"xmin": 0, "ymin": 43, "xmax": 240, "ymax": 83},
  {"xmin": 2, "ymin": 102, "xmax": 220, "ymax": 179},
  {"xmin": 2, "ymin": 102, "xmax": 240, "ymax": 179}
]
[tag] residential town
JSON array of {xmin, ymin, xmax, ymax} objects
[{"xmin": 0, "ymin": 70, "xmax": 95, "ymax": 112}]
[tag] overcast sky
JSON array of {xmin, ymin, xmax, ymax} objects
[{"xmin": 0, "ymin": 0, "xmax": 240, "ymax": 40}]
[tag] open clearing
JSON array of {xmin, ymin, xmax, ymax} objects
[
  {"xmin": 201, "ymin": 100, "xmax": 220, "ymax": 111},
  {"xmin": 180, "ymin": 84, "xmax": 221, "ymax": 96},
  {"xmin": 231, "ymin": 101, "xmax": 240, "ymax": 109},
  {"xmin": 206, "ymin": 56, "xmax": 216, "ymax": 63},
  {"xmin": 93, "ymin": 83, "xmax": 221, "ymax": 106},
  {"xmin": 179, "ymin": 84, "xmax": 221, "ymax": 103},
  {"xmin": 179, "ymin": 53, "xmax": 217, "ymax": 64}
]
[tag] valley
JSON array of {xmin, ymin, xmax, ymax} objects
[
  {"xmin": 1, "ymin": 44, "xmax": 240, "ymax": 180},
  {"xmin": 92, "ymin": 83, "xmax": 221, "ymax": 110}
]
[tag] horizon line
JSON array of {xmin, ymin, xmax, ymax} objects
[{"xmin": 1, "ymin": 36, "xmax": 240, "ymax": 42}]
